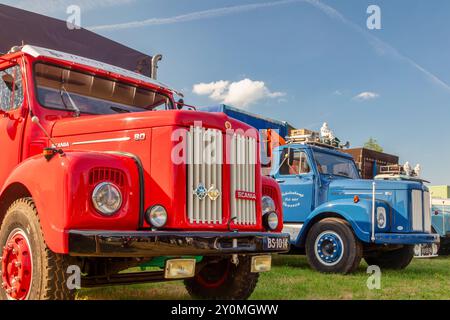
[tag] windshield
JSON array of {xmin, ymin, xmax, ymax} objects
[
  {"xmin": 313, "ymin": 150, "xmax": 360, "ymax": 179},
  {"xmin": 34, "ymin": 63, "xmax": 171, "ymax": 115}
]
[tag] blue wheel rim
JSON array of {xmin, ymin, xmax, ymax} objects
[{"xmin": 315, "ymin": 231, "xmax": 344, "ymax": 266}]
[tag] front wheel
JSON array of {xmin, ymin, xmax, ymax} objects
[
  {"xmin": 0, "ymin": 198, "xmax": 75, "ymax": 300},
  {"xmin": 305, "ymin": 218, "xmax": 363, "ymax": 274},
  {"xmin": 364, "ymin": 245, "xmax": 415, "ymax": 270},
  {"xmin": 184, "ymin": 256, "xmax": 259, "ymax": 300}
]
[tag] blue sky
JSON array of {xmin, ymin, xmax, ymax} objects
[{"xmin": 4, "ymin": 0, "xmax": 450, "ymax": 184}]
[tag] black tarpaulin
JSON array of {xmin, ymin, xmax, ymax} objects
[{"xmin": 0, "ymin": 4, "xmax": 152, "ymax": 76}]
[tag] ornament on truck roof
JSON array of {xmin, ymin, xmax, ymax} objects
[
  {"xmin": 288, "ymin": 122, "xmax": 349, "ymax": 149},
  {"xmin": 377, "ymin": 162, "xmax": 425, "ymax": 182}
]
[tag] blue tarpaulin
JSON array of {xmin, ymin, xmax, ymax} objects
[{"xmin": 198, "ymin": 105, "xmax": 290, "ymax": 138}]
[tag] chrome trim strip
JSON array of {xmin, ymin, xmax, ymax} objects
[{"xmin": 72, "ymin": 137, "xmax": 131, "ymax": 145}]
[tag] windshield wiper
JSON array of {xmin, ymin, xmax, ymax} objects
[
  {"xmin": 60, "ymin": 86, "xmax": 81, "ymax": 117},
  {"xmin": 110, "ymin": 106, "xmax": 131, "ymax": 114}
]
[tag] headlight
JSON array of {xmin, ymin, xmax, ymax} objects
[
  {"xmin": 263, "ymin": 212, "xmax": 279, "ymax": 231},
  {"xmin": 146, "ymin": 205, "xmax": 168, "ymax": 228},
  {"xmin": 377, "ymin": 206, "xmax": 387, "ymax": 229},
  {"xmin": 92, "ymin": 182, "xmax": 122, "ymax": 216},
  {"xmin": 262, "ymin": 196, "xmax": 276, "ymax": 215}
]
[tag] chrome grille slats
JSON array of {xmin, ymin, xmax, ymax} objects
[
  {"xmin": 230, "ymin": 133, "xmax": 257, "ymax": 225},
  {"xmin": 412, "ymin": 190, "xmax": 423, "ymax": 231},
  {"xmin": 186, "ymin": 126, "xmax": 256, "ymax": 226},
  {"xmin": 424, "ymin": 191, "xmax": 432, "ymax": 233},
  {"xmin": 187, "ymin": 126, "xmax": 223, "ymax": 224}
]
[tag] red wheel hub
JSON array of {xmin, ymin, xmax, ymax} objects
[{"xmin": 1, "ymin": 230, "xmax": 32, "ymax": 300}]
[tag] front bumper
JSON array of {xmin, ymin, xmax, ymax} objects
[
  {"xmin": 68, "ymin": 230, "xmax": 290, "ymax": 257},
  {"xmin": 374, "ymin": 233, "xmax": 440, "ymax": 245}
]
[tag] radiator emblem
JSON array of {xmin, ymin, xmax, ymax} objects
[
  {"xmin": 207, "ymin": 185, "xmax": 221, "ymax": 201},
  {"xmin": 194, "ymin": 183, "xmax": 208, "ymax": 201}
]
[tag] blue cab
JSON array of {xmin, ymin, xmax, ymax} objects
[{"xmin": 272, "ymin": 142, "xmax": 439, "ymax": 273}]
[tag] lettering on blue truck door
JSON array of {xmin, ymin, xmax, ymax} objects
[{"xmin": 276, "ymin": 149, "xmax": 315, "ymax": 222}]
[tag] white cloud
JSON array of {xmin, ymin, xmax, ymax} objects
[
  {"xmin": 3, "ymin": 0, "xmax": 134, "ymax": 15},
  {"xmin": 353, "ymin": 91, "xmax": 379, "ymax": 101},
  {"xmin": 193, "ymin": 79, "xmax": 285, "ymax": 109}
]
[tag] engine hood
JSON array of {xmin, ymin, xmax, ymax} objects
[
  {"xmin": 328, "ymin": 178, "xmax": 426, "ymax": 191},
  {"xmin": 50, "ymin": 110, "xmax": 258, "ymax": 138}
]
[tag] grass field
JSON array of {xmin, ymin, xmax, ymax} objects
[{"xmin": 77, "ymin": 255, "xmax": 450, "ymax": 300}]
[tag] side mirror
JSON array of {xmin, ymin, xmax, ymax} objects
[{"xmin": 176, "ymin": 99, "xmax": 184, "ymax": 110}]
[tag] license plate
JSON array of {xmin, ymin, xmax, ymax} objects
[
  {"xmin": 264, "ymin": 237, "xmax": 290, "ymax": 251},
  {"xmin": 414, "ymin": 244, "xmax": 438, "ymax": 258}
]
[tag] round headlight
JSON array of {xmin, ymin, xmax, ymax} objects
[
  {"xmin": 92, "ymin": 182, "xmax": 122, "ymax": 216},
  {"xmin": 377, "ymin": 206, "xmax": 387, "ymax": 229},
  {"xmin": 263, "ymin": 212, "xmax": 279, "ymax": 231},
  {"xmin": 146, "ymin": 205, "xmax": 168, "ymax": 228},
  {"xmin": 262, "ymin": 196, "xmax": 276, "ymax": 215}
]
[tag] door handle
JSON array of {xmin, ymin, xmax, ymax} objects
[{"xmin": 276, "ymin": 179, "xmax": 285, "ymax": 183}]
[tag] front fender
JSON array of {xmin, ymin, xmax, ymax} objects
[
  {"xmin": 296, "ymin": 198, "xmax": 373, "ymax": 246},
  {"xmin": 0, "ymin": 151, "xmax": 141, "ymax": 254}
]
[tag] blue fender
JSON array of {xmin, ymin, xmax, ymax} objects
[{"xmin": 295, "ymin": 198, "xmax": 373, "ymax": 246}]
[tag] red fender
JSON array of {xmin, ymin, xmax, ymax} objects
[{"xmin": 0, "ymin": 151, "xmax": 140, "ymax": 253}]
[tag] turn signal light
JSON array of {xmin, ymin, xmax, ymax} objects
[
  {"xmin": 43, "ymin": 148, "xmax": 58, "ymax": 161},
  {"xmin": 354, "ymin": 195, "xmax": 360, "ymax": 203}
]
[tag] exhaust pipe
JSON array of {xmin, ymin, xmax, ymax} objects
[{"xmin": 151, "ymin": 54, "xmax": 163, "ymax": 80}]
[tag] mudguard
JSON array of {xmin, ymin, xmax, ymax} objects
[
  {"xmin": 0, "ymin": 151, "xmax": 140, "ymax": 254},
  {"xmin": 296, "ymin": 198, "xmax": 373, "ymax": 246}
]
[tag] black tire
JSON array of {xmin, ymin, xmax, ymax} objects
[
  {"xmin": 364, "ymin": 245, "xmax": 414, "ymax": 270},
  {"xmin": 0, "ymin": 198, "xmax": 75, "ymax": 300},
  {"xmin": 305, "ymin": 218, "xmax": 363, "ymax": 274},
  {"xmin": 184, "ymin": 256, "xmax": 259, "ymax": 300}
]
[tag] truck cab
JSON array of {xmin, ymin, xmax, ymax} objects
[
  {"xmin": 0, "ymin": 45, "xmax": 289, "ymax": 300},
  {"xmin": 431, "ymin": 199, "xmax": 450, "ymax": 254},
  {"xmin": 271, "ymin": 142, "xmax": 439, "ymax": 273}
]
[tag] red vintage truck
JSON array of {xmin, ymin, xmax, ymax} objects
[{"xmin": 0, "ymin": 45, "xmax": 289, "ymax": 300}]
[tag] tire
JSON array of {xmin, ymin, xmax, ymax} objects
[
  {"xmin": 364, "ymin": 245, "xmax": 414, "ymax": 270},
  {"xmin": 305, "ymin": 218, "xmax": 363, "ymax": 274},
  {"xmin": 0, "ymin": 198, "xmax": 75, "ymax": 300},
  {"xmin": 184, "ymin": 256, "xmax": 259, "ymax": 300}
]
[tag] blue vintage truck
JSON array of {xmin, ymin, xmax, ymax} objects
[
  {"xmin": 200, "ymin": 105, "xmax": 440, "ymax": 273},
  {"xmin": 431, "ymin": 198, "xmax": 450, "ymax": 254}
]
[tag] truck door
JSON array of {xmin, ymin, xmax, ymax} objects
[
  {"xmin": 275, "ymin": 148, "xmax": 315, "ymax": 223},
  {"xmin": 0, "ymin": 64, "xmax": 26, "ymax": 185}
]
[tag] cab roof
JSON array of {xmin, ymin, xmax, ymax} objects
[{"xmin": 21, "ymin": 45, "xmax": 173, "ymax": 92}]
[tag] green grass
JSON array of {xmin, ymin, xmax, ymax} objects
[{"xmin": 77, "ymin": 255, "xmax": 450, "ymax": 300}]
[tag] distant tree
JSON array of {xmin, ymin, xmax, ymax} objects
[{"xmin": 364, "ymin": 137, "xmax": 384, "ymax": 152}]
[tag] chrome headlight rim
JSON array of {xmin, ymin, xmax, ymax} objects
[
  {"xmin": 262, "ymin": 195, "xmax": 276, "ymax": 216},
  {"xmin": 146, "ymin": 205, "xmax": 168, "ymax": 228},
  {"xmin": 91, "ymin": 182, "xmax": 123, "ymax": 216}
]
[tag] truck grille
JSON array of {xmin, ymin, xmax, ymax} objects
[
  {"xmin": 186, "ymin": 126, "xmax": 257, "ymax": 225},
  {"xmin": 424, "ymin": 191, "xmax": 432, "ymax": 233},
  {"xmin": 187, "ymin": 126, "xmax": 223, "ymax": 224},
  {"xmin": 230, "ymin": 133, "xmax": 257, "ymax": 225},
  {"xmin": 411, "ymin": 190, "xmax": 431, "ymax": 232}
]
